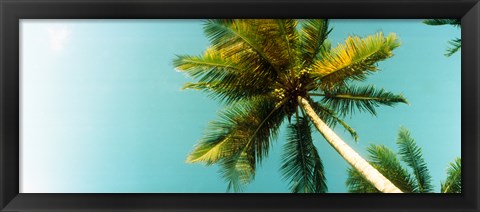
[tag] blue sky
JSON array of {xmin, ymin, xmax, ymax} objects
[{"xmin": 20, "ymin": 19, "xmax": 460, "ymax": 193}]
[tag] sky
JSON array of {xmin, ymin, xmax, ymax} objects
[{"xmin": 19, "ymin": 19, "xmax": 461, "ymax": 193}]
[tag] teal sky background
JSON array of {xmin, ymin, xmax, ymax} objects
[{"xmin": 20, "ymin": 19, "xmax": 460, "ymax": 193}]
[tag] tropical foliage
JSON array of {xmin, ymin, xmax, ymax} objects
[
  {"xmin": 175, "ymin": 19, "xmax": 408, "ymax": 193},
  {"xmin": 423, "ymin": 19, "xmax": 461, "ymax": 57},
  {"xmin": 346, "ymin": 127, "xmax": 461, "ymax": 193}
]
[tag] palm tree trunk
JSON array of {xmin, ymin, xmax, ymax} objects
[{"xmin": 298, "ymin": 96, "xmax": 403, "ymax": 193}]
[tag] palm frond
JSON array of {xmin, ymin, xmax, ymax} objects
[
  {"xmin": 308, "ymin": 100, "xmax": 358, "ymax": 141},
  {"xmin": 320, "ymin": 85, "xmax": 408, "ymax": 116},
  {"xmin": 186, "ymin": 97, "xmax": 285, "ymax": 165},
  {"xmin": 441, "ymin": 157, "xmax": 461, "ymax": 193},
  {"xmin": 203, "ymin": 19, "xmax": 294, "ymax": 75},
  {"xmin": 184, "ymin": 103, "xmax": 249, "ymax": 165},
  {"xmin": 445, "ymin": 38, "xmax": 461, "ymax": 57},
  {"xmin": 174, "ymin": 48, "xmax": 276, "ymax": 104},
  {"xmin": 396, "ymin": 127, "xmax": 434, "ymax": 193},
  {"xmin": 181, "ymin": 79, "xmax": 273, "ymax": 104},
  {"xmin": 299, "ymin": 19, "xmax": 332, "ymax": 68},
  {"xmin": 346, "ymin": 144, "xmax": 416, "ymax": 193},
  {"xmin": 275, "ymin": 19, "xmax": 299, "ymax": 69},
  {"xmin": 423, "ymin": 19, "xmax": 461, "ymax": 27},
  {"xmin": 186, "ymin": 97, "xmax": 286, "ymax": 192},
  {"xmin": 312, "ymin": 32, "xmax": 400, "ymax": 88},
  {"xmin": 173, "ymin": 48, "xmax": 241, "ymax": 79},
  {"xmin": 204, "ymin": 19, "xmax": 268, "ymax": 61},
  {"xmin": 220, "ymin": 98, "xmax": 287, "ymax": 192},
  {"xmin": 280, "ymin": 116, "xmax": 327, "ymax": 193},
  {"xmin": 219, "ymin": 143, "xmax": 256, "ymax": 192}
]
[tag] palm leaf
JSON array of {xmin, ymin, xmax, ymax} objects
[
  {"xmin": 280, "ymin": 116, "xmax": 327, "ymax": 193},
  {"xmin": 203, "ymin": 19, "xmax": 292, "ymax": 76},
  {"xmin": 220, "ymin": 98, "xmax": 287, "ymax": 192},
  {"xmin": 319, "ymin": 85, "xmax": 408, "ymax": 116},
  {"xmin": 312, "ymin": 32, "xmax": 400, "ymax": 88},
  {"xmin": 219, "ymin": 143, "xmax": 256, "ymax": 192},
  {"xmin": 186, "ymin": 97, "xmax": 286, "ymax": 192},
  {"xmin": 445, "ymin": 38, "xmax": 461, "ymax": 57},
  {"xmin": 441, "ymin": 157, "xmax": 461, "ymax": 193},
  {"xmin": 423, "ymin": 19, "xmax": 461, "ymax": 27},
  {"xmin": 275, "ymin": 19, "xmax": 299, "ymax": 69},
  {"xmin": 396, "ymin": 127, "xmax": 433, "ymax": 193},
  {"xmin": 174, "ymin": 48, "xmax": 276, "ymax": 104},
  {"xmin": 204, "ymin": 19, "xmax": 269, "ymax": 61},
  {"xmin": 173, "ymin": 48, "xmax": 241, "ymax": 79},
  {"xmin": 299, "ymin": 19, "xmax": 332, "ymax": 68},
  {"xmin": 181, "ymin": 80, "xmax": 273, "ymax": 105},
  {"xmin": 186, "ymin": 97, "xmax": 285, "ymax": 164}
]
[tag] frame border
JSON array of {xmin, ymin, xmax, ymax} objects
[{"xmin": 1, "ymin": 0, "xmax": 479, "ymax": 211}]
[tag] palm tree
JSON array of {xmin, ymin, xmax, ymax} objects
[
  {"xmin": 346, "ymin": 127, "xmax": 461, "ymax": 193},
  {"xmin": 174, "ymin": 19, "xmax": 408, "ymax": 193},
  {"xmin": 423, "ymin": 19, "xmax": 461, "ymax": 57}
]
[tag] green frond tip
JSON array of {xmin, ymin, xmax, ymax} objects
[
  {"xmin": 338, "ymin": 118, "xmax": 359, "ymax": 142},
  {"xmin": 445, "ymin": 38, "xmax": 461, "ymax": 57},
  {"xmin": 181, "ymin": 82, "xmax": 208, "ymax": 91},
  {"xmin": 401, "ymin": 95, "xmax": 410, "ymax": 106}
]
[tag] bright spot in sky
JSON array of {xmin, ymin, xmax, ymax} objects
[{"xmin": 47, "ymin": 26, "xmax": 71, "ymax": 52}]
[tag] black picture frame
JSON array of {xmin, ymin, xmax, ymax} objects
[{"xmin": 1, "ymin": 0, "xmax": 479, "ymax": 211}]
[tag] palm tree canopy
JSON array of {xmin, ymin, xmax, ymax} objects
[{"xmin": 175, "ymin": 19, "xmax": 407, "ymax": 192}]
